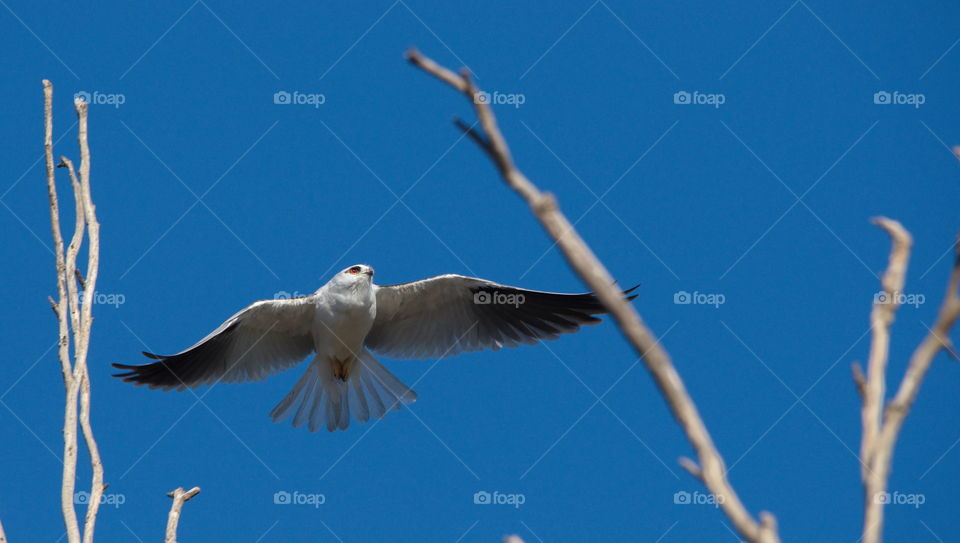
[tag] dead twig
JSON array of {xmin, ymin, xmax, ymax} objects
[
  {"xmin": 860, "ymin": 218, "xmax": 911, "ymax": 480},
  {"xmin": 165, "ymin": 487, "xmax": 201, "ymax": 543},
  {"xmin": 406, "ymin": 48, "xmax": 780, "ymax": 543}
]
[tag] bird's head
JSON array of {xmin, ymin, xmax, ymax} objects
[{"xmin": 329, "ymin": 264, "xmax": 375, "ymax": 290}]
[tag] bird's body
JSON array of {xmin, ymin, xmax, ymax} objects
[
  {"xmin": 312, "ymin": 270, "xmax": 377, "ymax": 378},
  {"xmin": 115, "ymin": 265, "xmax": 637, "ymax": 432}
]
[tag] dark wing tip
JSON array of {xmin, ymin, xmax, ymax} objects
[
  {"xmin": 621, "ymin": 284, "xmax": 641, "ymax": 302},
  {"xmin": 111, "ymin": 360, "xmax": 182, "ymax": 390},
  {"xmin": 141, "ymin": 351, "xmax": 164, "ymax": 360},
  {"xmin": 622, "ymin": 283, "xmax": 641, "ymax": 294},
  {"xmin": 111, "ymin": 362, "xmax": 148, "ymax": 382}
]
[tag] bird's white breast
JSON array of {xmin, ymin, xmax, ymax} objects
[{"xmin": 312, "ymin": 284, "xmax": 377, "ymax": 361}]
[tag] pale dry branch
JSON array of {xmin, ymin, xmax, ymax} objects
[
  {"xmin": 407, "ymin": 48, "xmax": 780, "ymax": 543},
  {"xmin": 44, "ymin": 78, "xmax": 81, "ymax": 543},
  {"xmin": 40, "ymin": 81, "xmax": 104, "ymax": 543},
  {"xmin": 860, "ymin": 225, "xmax": 960, "ymax": 543},
  {"xmin": 165, "ymin": 487, "xmax": 201, "ymax": 543},
  {"xmin": 678, "ymin": 456, "xmax": 703, "ymax": 479},
  {"xmin": 67, "ymin": 99, "xmax": 105, "ymax": 543},
  {"xmin": 61, "ymin": 155, "xmax": 85, "ymax": 349},
  {"xmin": 78, "ymin": 369, "xmax": 105, "ymax": 543},
  {"xmin": 860, "ymin": 218, "xmax": 912, "ymax": 480}
]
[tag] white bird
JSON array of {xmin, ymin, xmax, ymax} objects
[{"xmin": 114, "ymin": 265, "xmax": 637, "ymax": 432}]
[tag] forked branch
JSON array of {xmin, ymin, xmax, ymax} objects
[
  {"xmin": 860, "ymin": 221, "xmax": 960, "ymax": 543},
  {"xmin": 165, "ymin": 487, "xmax": 201, "ymax": 543},
  {"xmin": 41, "ymin": 81, "xmax": 104, "ymax": 543}
]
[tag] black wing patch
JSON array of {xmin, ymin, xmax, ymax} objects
[
  {"xmin": 467, "ymin": 284, "xmax": 640, "ymax": 340},
  {"xmin": 112, "ymin": 320, "xmax": 241, "ymax": 390}
]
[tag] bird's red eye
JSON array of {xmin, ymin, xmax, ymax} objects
[{"xmin": 348, "ymin": 266, "xmax": 361, "ymax": 274}]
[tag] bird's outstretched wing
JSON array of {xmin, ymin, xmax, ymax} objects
[
  {"xmin": 113, "ymin": 297, "xmax": 316, "ymax": 390},
  {"xmin": 365, "ymin": 274, "xmax": 638, "ymax": 359}
]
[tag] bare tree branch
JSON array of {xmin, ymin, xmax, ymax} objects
[
  {"xmin": 78, "ymin": 370, "xmax": 105, "ymax": 543},
  {"xmin": 860, "ymin": 224, "xmax": 960, "ymax": 543},
  {"xmin": 165, "ymin": 487, "xmax": 201, "ymax": 543},
  {"xmin": 44, "ymin": 78, "xmax": 82, "ymax": 543},
  {"xmin": 61, "ymin": 101, "xmax": 105, "ymax": 542},
  {"xmin": 406, "ymin": 48, "xmax": 780, "ymax": 543},
  {"xmin": 860, "ymin": 218, "xmax": 911, "ymax": 480},
  {"xmin": 41, "ymin": 81, "xmax": 105, "ymax": 543}
]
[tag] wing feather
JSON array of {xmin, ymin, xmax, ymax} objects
[
  {"xmin": 365, "ymin": 274, "xmax": 637, "ymax": 359},
  {"xmin": 113, "ymin": 297, "xmax": 316, "ymax": 390}
]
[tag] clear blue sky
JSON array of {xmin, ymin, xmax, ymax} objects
[{"xmin": 2, "ymin": 1, "xmax": 959, "ymax": 541}]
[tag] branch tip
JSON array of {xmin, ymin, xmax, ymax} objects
[
  {"xmin": 760, "ymin": 511, "xmax": 779, "ymax": 532},
  {"xmin": 870, "ymin": 216, "xmax": 913, "ymax": 246},
  {"xmin": 679, "ymin": 457, "xmax": 702, "ymax": 479}
]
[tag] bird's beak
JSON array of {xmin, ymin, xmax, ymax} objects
[{"xmin": 364, "ymin": 269, "xmax": 374, "ymax": 277}]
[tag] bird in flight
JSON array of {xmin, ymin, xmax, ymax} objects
[{"xmin": 114, "ymin": 265, "xmax": 637, "ymax": 432}]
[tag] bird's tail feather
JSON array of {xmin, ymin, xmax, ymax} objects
[{"xmin": 269, "ymin": 351, "xmax": 416, "ymax": 432}]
